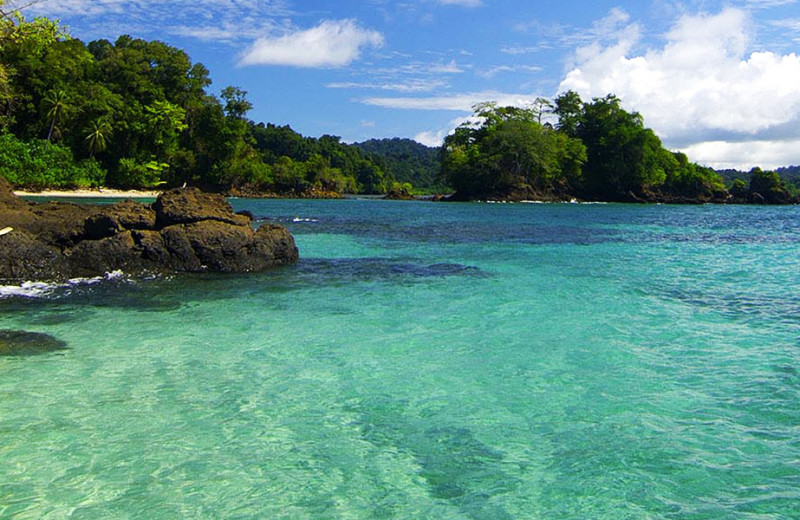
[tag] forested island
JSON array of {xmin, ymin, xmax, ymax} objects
[{"xmin": 0, "ymin": 8, "xmax": 797, "ymax": 204}]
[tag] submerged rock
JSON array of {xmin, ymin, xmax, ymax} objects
[
  {"xmin": 0, "ymin": 329, "xmax": 69, "ymax": 356},
  {"xmin": 0, "ymin": 178, "xmax": 299, "ymax": 283}
]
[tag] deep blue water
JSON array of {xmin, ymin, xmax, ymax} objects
[{"xmin": 1, "ymin": 199, "xmax": 799, "ymax": 518}]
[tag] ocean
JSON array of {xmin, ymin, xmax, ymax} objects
[{"xmin": 1, "ymin": 198, "xmax": 799, "ymax": 519}]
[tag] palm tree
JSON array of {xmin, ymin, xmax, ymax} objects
[
  {"xmin": 84, "ymin": 119, "xmax": 111, "ymax": 158},
  {"xmin": 43, "ymin": 89, "xmax": 68, "ymax": 141}
]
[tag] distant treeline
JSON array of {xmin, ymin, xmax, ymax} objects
[
  {"xmin": 0, "ymin": 9, "xmax": 796, "ymax": 202},
  {"xmin": 355, "ymin": 138, "xmax": 443, "ymax": 193},
  {"xmin": 439, "ymin": 94, "xmax": 798, "ymax": 203},
  {"xmin": 0, "ymin": 11, "xmax": 402, "ymax": 195}
]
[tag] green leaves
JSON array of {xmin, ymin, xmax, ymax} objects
[
  {"xmin": 0, "ymin": 133, "xmax": 106, "ymax": 189},
  {"xmin": 43, "ymin": 88, "xmax": 68, "ymax": 141},
  {"xmin": 84, "ymin": 118, "xmax": 111, "ymax": 158},
  {"xmin": 442, "ymin": 102, "xmax": 585, "ymax": 199}
]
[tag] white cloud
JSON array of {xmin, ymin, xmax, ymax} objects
[
  {"xmin": 361, "ymin": 91, "xmax": 536, "ymax": 111},
  {"xmin": 558, "ymin": 8, "xmax": 800, "ymax": 168},
  {"xmin": 770, "ymin": 18, "xmax": 800, "ymax": 31},
  {"xmin": 23, "ymin": 0, "xmax": 129, "ymax": 17},
  {"xmin": 743, "ymin": 0, "xmax": 797, "ymax": 7},
  {"xmin": 500, "ymin": 45, "xmax": 549, "ymax": 55},
  {"xmin": 477, "ymin": 64, "xmax": 543, "ymax": 78},
  {"xmin": 428, "ymin": 60, "xmax": 465, "ymax": 73},
  {"xmin": 414, "ymin": 116, "xmax": 476, "ymax": 146},
  {"xmin": 26, "ymin": 0, "xmax": 293, "ymax": 41},
  {"xmin": 430, "ymin": 0, "xmax": 482, "ymax": 7},
  {"xmin": 169, "ymin": 20, "xmax": 281, "ymax": 43},
  {"xmin": 682, "ymin": 139, "xmax": 800, "ymax": 170},
  {"xmin": 239, "ymin": 19, "xmax": 384, "ymax": 68},
  {"xmin": 327, "ymin": 78, "xmax": 449, "ymax": 93}
]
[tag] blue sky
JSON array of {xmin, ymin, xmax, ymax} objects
[{"xmin": 20, "ymin": 0, "xmax": 800, "ymax": 169}]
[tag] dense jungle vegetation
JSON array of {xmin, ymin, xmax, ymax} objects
[
  {"xmin": 0, "ymin": 6, "xmax": 796, "ymax": 202},
  {"xmin": 440, "ymin": 94, "xmax": 797, "ymax": 203},
  {"xmin": 0, "ymin": 7, "xmax": 402, "ymax": 195}
]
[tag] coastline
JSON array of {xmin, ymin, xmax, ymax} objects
[{"xmin": 13, "ymin": 188, "xmax": 163, "ymax": 199}]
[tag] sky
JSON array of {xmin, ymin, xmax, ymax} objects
[{"xmin": 16, "ymin": 0, "xmax": 800, "ymax": 169}]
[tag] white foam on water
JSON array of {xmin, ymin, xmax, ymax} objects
[{"xmin": 0, "ymin": 270, "xmax": 127, "ymax": 299}]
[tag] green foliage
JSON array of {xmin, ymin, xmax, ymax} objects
[
  {"xmin": 747, "ymin": 167, "xmax": 794, "ymax": 203},
  {"xmin": 84, "ymin": 118, "xmax": 111, "ymax": 158},
  {"xmin": 355, "ymin": 138, "xmax": 441, "ymax": 192},
  {"xmin": 439, "ymin": 92, "xmax": 746, "ymax": 202},
  {"xmin": 249, "ymin": 123, "xmax": 393, "ymax": 194},
  {"xmin": 220, "ymin": 86, "xmax": 252, "ymax": 119},
  {"xmin": 576, "ymin": 94, "xmax": 668, "ymax": 197},
  {"xmin": 441, "ymin": 102, "xmax": 586, "ymax": 198},
  {"xmin": 0, "ymin": 14, "xmax": 400, "ymax": 195},
  {"xmin": 42, "ymin": 88, "xmax": 68, "ymax": 141},
  {"xmin": 116, "ymin": 157, "xmax": 168, "ymax": 188},
  {"xmin": 662, "ymin": 152, "xmax": 725, "ymax": 199},
  {"xmin": 553, "ymin": 91, "xmax": 583, "ymax": 137},
  {"xmin": 0, "ymin": 132, "xmax": 105, "ymax": 188},
  {"xmin": 730, "ymin": 178, "xmax": 749, "ymax": 198},
  {"xmin": 749, "ymin": 167, "xmax": 781, "ymax": 194}
]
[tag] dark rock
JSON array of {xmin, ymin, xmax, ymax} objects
[
  {"xmin": 253, "ymin": 224, "xmax": 300, "ymax": 266},
  {"xmin": 0, "ymin": 329, "xmax": 69, "ymax": 356},
  {"xmin": 84, "ymin": 200, "xmax": 157, "ymax": 240},
  {"xmin": 131, "ymin": 230, "xmax": 172, "ymax": 266},
  {"xmin": 383, "ymin": 191, "xmax": 416, "ymax": 201},
  {"xmin": 67, "ymin": 231, "xmax": 141, "ymax": 275},
  {"xmin": 10, "ymin": 201, "xmax": 102, "ymax": 248},
  {"xmin": 0, "ymin": 181, "xmax": 299, "ymax": 283},
  {"xmin": 0, "ymin": 230, "xmax": 67, "ymax": 281},
  {"xmin": 153, "ymin": 188, "xmax": 250, "ymax": 227},
  {"xmin": 236, "ymin": 209, "xmax": 255, "ymax": 221}
]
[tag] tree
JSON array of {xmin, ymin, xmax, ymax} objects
[
  {"xmin": 84, "ymin": 118, "xmax": 110, "ymax": 158},
  {"xmin": 220, "ymin": 86, "xmax": 252, "ymax": 119},
  {"xmin": 533, "ymin": 97, "xmax": 554, "ymax": 125},
  {"xmin": 441, "ymin": 103, "xmax": 585, "ymax": 199},
  {"xmin": 554, "ymin": 90, "xmax": 583, "ymax": 137},
  {"xmin": 748, "ymin": 167, "xmax": 793, "ymax": 203},
  {"xmin": 576, "ymin": 94, "xmax": 667, "ymax": 198},
  {"xmin": 43, "ymin": 88, "xmax": 68, "ymax": 141}
]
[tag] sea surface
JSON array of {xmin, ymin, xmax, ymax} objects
[{"xmin": 1, "ymin": 199, "xmax": 799, "ymax": 519}]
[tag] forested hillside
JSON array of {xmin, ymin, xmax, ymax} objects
[
  {"xmin": 0, "ymin": 9, "xmax": 398, "ymax": 195},
  {"xmin": 355, "ymin": 138, "xmax": 442, "ymax": 193}
]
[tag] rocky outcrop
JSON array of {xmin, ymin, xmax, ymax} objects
[
  {"xmin": 0, "ymin": 178, "xmax": 299, "ymax": 283},
  {"xmin": 0, "ymin": 330, "xmax": 69, "ymax": 356}
]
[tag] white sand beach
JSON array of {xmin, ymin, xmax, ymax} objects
[{"xmin": 13, "ymin": 188, "xmax": 163, "ymax": 198}]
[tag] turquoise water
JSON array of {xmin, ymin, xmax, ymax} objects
[{"xmin": 1, "ymin": 199, "xmax": 799, "ymax": 519}]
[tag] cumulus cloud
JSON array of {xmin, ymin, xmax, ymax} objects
[
  {"xmin": 559, "ymin": 8, "xmax": 800, "ymax": 168},
  {"xmin": 239, "ymin": 19, "xmax": 384, "ymax": 68},
  {"xmin": 414, "ymin": 116, "xmax": 476, "ymax": 146}
]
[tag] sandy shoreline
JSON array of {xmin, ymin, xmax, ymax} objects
[{"xmin": 14, "ymin": 188, "xmax": 163, "ymax": 198}]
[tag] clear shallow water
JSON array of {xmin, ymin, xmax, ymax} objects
[{"xmin": 1, "ymin": 199, "xmax": 799, "ymax": 519}]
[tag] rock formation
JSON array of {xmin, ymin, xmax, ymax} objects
[{"xmin": 0, "ymin": 178, "xmax": 298, "ymax": 283}]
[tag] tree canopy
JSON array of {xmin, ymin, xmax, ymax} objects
[
  {"xmin": 438, "ymin": 92, "xmax": 759, "ymax": 202},
  {"xmin": 0, "ymin": 13, "xmax": 397, "ymax": 194}
]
